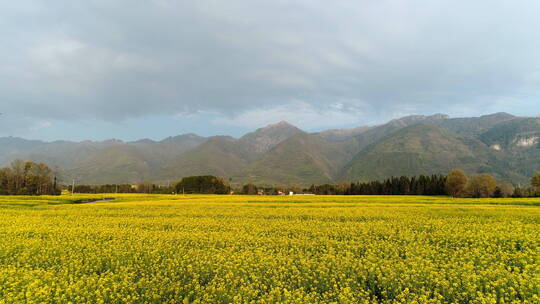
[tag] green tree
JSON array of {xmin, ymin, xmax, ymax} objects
[
  {"xmin": 530, "ymin": 172, "xmax": 540, "ymax": 192},
  {"xmin": 242, "ymin": 183, "xmax": 258, "ymax": 195},
  {"xmin": 175, "ymin": 176, "xmax": 229, "ymax": 194},
  {"xmin": 446, "ymin": 169, "xmax": 468, "ymax": 197},
  {"xmin": 496, "ymin": 181, "xmax": 514, "ymax": 198},
  {"xmin": 466, "ymin": 174, "xmax": 497, "ymax": 198}
]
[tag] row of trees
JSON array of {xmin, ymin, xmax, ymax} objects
[
  {"xmin": 0, "ymin": 160, "xmax": 60, "ymax": 195},
  {"xmin": 59, "ymin": 171, "xmax": 540, "ymax": 197},
  {"xmin": 2, "ymin": 159, "xmax": 540, "ymax": 198},
  {"xmin": 72, "ymin": 183, "xmax": 175, "ymax": 194},
  {"xmin": 306, "ymin": 175, "xmax": 447, "ymax": 195},
  {"xmin": 447, "ymin": 169, "xmax": 540, "ymax": 198},
  {"xmin": 303, "ymin": 171, "xmax": 517, "ymax": 198},
  {"xmin": 511, "ymin": 172, "xmax": 540, "ymax": 198},
  {"xmin": 72, "ymin": 176, "xmax": 232, "ymax": 195}
]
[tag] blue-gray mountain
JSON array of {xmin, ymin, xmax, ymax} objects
[{"xmin": 1, "ymin": 113, "xmax": 539, "ymax": 186}]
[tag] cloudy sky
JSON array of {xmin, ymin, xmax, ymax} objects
[{"xmin": 1, "ymin": 1, "xmax": 540, "ymax": 141}]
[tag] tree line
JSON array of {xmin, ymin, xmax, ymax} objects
[
  {"xmin": 3, "ymin": 159, "xmax": 540, "ymax": 198},
  {"xmin": 72, "ymin": 183, "xmax": 174, "ymax": 194},
  {"xmin": 70, "ymin": 176, "xmax": 231, "ymax": 195},
  {"xmin": 309, "ymin": 175, "xmax": 448, "ymax": 195},
  {"xmin": 305, "ymin": 170, "xmax": 540, "ymax": 198},
  {"xmin": 446, "ymin": 169, "xmax": 540, "ymax": 198},
  {"xmin": 0, "ymin": 160, "xmax": 60, "ymax": 195},
  {"xmin": 64, "ymin": 171, "xmax": 540, "ymax": 197}
]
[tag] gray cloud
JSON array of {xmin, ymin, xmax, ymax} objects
[{"xmin": 1, "ymin": 0, "xmax": 540, "ymax": 125}]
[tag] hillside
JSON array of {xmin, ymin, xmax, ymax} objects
[
  {"xmin": 159, "ymin": 136, "xmax": 252, "ymax": 180},
  {"xmin": 343, "ymin": 124, "xmax": 491, "ymax": 181},
  {"xmin": 241, "ymin": 133, "xmax": 359, "ymax": 185}
]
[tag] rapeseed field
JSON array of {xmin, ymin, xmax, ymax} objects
[{"xmin": 0, "ymin": 194, "xmax": 538, "ymax": 303}]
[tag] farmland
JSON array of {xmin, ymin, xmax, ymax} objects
[{"xmin": 0, "ymin": 195, "xmax": 539, "ymax": 303}]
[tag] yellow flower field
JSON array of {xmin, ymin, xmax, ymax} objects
[{"xmin": 0, "ymin": 194, "xmax": 539, "ymax": 303}]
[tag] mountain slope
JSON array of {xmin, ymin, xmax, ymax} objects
[
  {"xmin": 479, "ymin": 117, "xmax": 540, "ymax": 149},
  {"xmin": 351, "ymin": 114, "xmax": 450, "ymax": 151},
  {"xmin": 157, "ymin": 122, "xmax": 307, "ymax": 183},
  {"xmin": 241, "ymin": 133, "xmax": 359, "ymax": 186},
  {"xmin": 238, "ymin": 121, "xmax": 305, "ymax": 154},
  {"xmin": 158, "ymin": 136, "xmax": 253, "ymax": 181},
  {"xmin": 64, "ymin": 145, "xmax": 152, "ymax": 184},
  {"xmin": 343, "ymin": 124, "xmax": 492, "ymax": 181},
  {"xmin": 0, "ymin": 137, "xmax": 44, "ymax": 165},
  {"xmin": 435, "ymin": 112, "xmax": 516, "ymax": 137}
]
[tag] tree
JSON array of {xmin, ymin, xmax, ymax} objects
[
  {"xmin": 530, "ymin": 172, "xmax": 540, "ymax": 193},
  {"xmin": 496, "ymin": 181, "xmax": 514, "ymax": 198},
  {"xmin": 242, "ymin": 183, "xmax": 258, "ymax": 195},
  {"xmin": 512, "ymin": 187, "xmax": 526, "ymax": 198},
  {"xmin": 466, "ymin": 174, "xmax": 497, "ymax": 198},
  {"xmin": 446, "ymin": 169, "xmax": 468, "ymax": 197},
  {"xmin": 492, "ymin": 187, "xmax": 503, "ymax": 198}
]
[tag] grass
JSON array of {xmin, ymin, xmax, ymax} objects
[{"xmin": 0, "ymin": 194, "xmax": 539, "ymax": 303}]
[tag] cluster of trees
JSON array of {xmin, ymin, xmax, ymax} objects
[
  {"xmin": 511, "ymin": 172, "xmax": 540, "ymax": 197},
  {"xmin": 0, "ymin": 160, "xmax": 60, "ymax": 195},
  {"xmin": 446, "ymin": 169, "xmax": 515, "ymax": 198},
  {"xmin": 174, "ymin": 176, "xmax": 230, "ymax": 194},
  {"xmin": 447, "ymin": 170, "xmax": 540, "ymax": 198},
  {"xmin": 307, "ymin": 175, "xmax": 447, "ymax": 195}
]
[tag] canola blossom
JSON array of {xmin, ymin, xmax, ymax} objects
[{"xmin": 0, "ymin": 194, "xmax": 539, "ymax": 303}]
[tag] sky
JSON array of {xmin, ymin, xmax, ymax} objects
[{"xmin": 1, "ymin": 0, "xmax": 540, "ymax": 141}]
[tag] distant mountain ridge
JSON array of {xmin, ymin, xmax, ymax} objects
[{"xmin": 2, "ymin": 112, "xmax": 540, "ymax": 186}]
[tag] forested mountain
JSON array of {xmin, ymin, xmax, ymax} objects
[
  {"xmin": 2, "ymin": 113, "xmax": 540, "ymax": 186},
  {"xmin": 342, "ymin": 124, "xmax": 490, "ymax": 181}
]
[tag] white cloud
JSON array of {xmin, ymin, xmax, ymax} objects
[{"xmin": 214, "ymin": 100, "xmax": 363, "ymax": 131}]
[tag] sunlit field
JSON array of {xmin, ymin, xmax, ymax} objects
[{"xmin": 0, "ymin": 194, "xmax": 539, "ymax": 303}]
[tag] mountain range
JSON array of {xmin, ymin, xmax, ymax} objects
[{"xmin": 2, "ymin": 112, "xmax": 540, "ymax": 186}]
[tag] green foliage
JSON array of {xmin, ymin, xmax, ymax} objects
[
  {"xmin": 446, "ymin": 169, "xmax": 468, "ymax": 197},
  {"xmin": 344, "ymin": 124, "xmax": 487, "ymax": 182},
  {"xmin": 466, "ymin": 174, "xmax": 498, "ymax": 198},
  {"xmin": 0, "ymin": 160, "xmax": 60, "ymax": 195},
  {"xmin": 308, "ymin": 175, "xmax": 447, "ymax": 195},
  {"xmin": 174, "ymin": 175, "xmax": 230, "ymax": 194},
  {"xmin": 531, "ymin": 172, "xmax": 540, "ymax": 191},
  {"xmin": 241, "ymin": 183, "xmax": 258, "ymax": 195}
]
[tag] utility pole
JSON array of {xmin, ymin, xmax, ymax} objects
[{"xmin": 71, "ymin": 179, "xmax": 75, "ymax": 195}]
